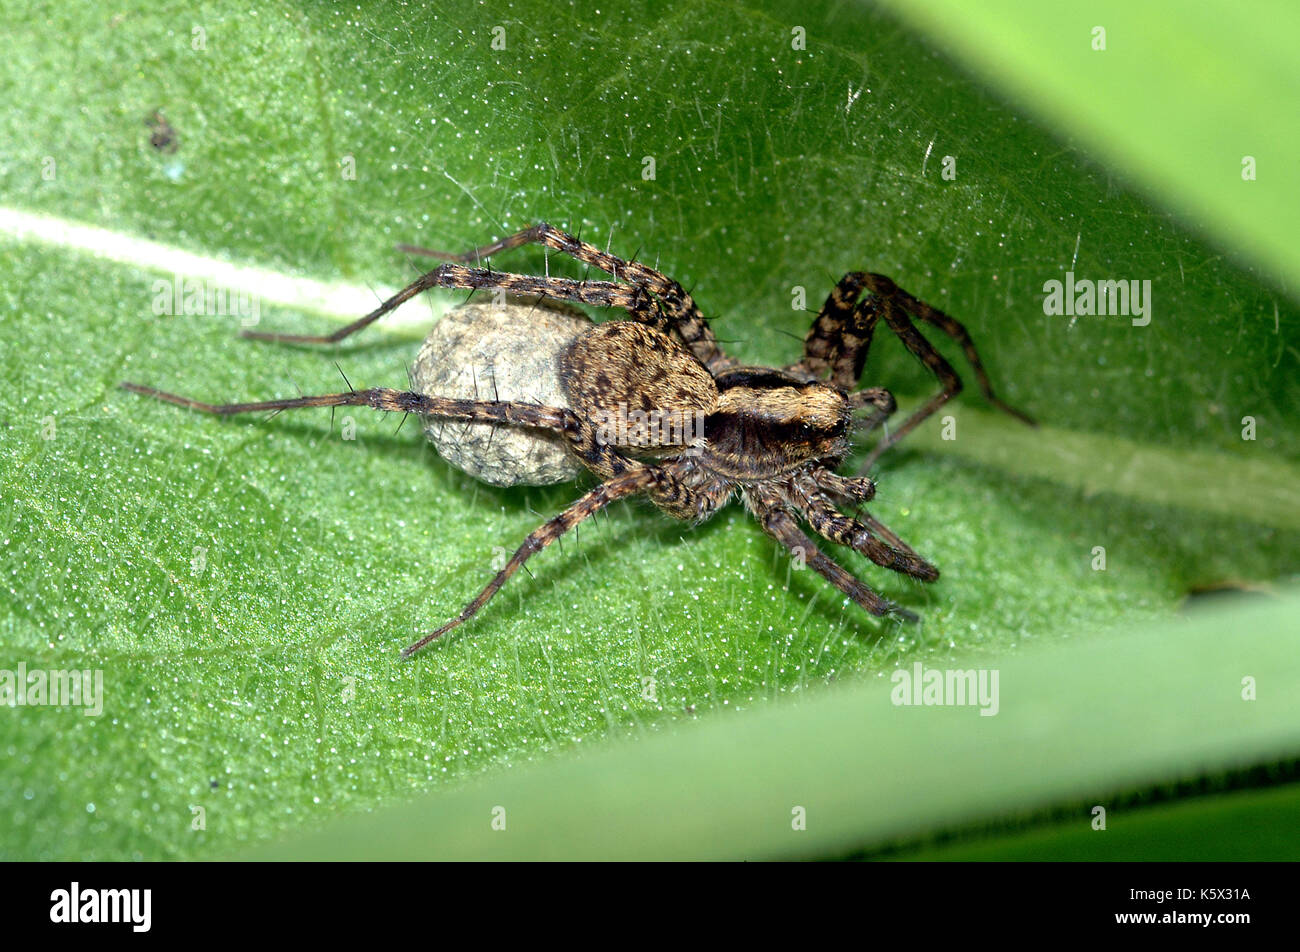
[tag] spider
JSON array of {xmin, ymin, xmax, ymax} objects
[{"xmin": 123, "ymin": 223, "xmax": 1035, "ymax": 657}]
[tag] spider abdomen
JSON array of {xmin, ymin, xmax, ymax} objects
[{"xmin": 561, "ymin": 321, "xmax": 717, "ymax": 450}]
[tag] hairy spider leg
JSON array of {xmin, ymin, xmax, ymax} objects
[
  {"xmin": 848, "ymin": 386, "xmax": 898, "ymax": 436},
  {"xmin": 746, "ymin": 485, "xmax": 916, "ymax": 621},
  {"xmin": 398, "ymin": 222, "xmax": 729, "ymax": 370},
  {"xmin": 809, "ymin": 468, "xmax": 876, "ymax": 503},
  {"xmin": 806, "ymin": 469, "xmax": 922, "ymax": 558},
  {"xmin": 119, "ymin": 379, "xmax": 639, "ymax": 482},
  {"xmin": 790, "ymin": 471, "xmax": 938, "ymax": 581},
  {"xmin": 403, "ymin": 465, "xmax": 664, "ymax": 656},
  {"xmin": 794, "ymin": 271, "xmax": 1034, "ymax": 469},
  {"xmin": 241, "ymin": 262, "xmax": 649, "ymax": 345},
  {"xmin": 119, "ymin": 381, "xmax": 672, "ymax": 654},
  {"xmin": 120, "ymin": 381, "xmax": 572, "ymax": 427}
]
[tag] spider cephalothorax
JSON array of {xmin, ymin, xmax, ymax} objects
[{"xmin": 124, "ymin": 223, "xmax": 1034, "ymax": 656}]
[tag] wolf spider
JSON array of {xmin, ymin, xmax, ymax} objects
[{"xmin": 123, "ymin": 223, "xmax": 1034, "ymax": 656}]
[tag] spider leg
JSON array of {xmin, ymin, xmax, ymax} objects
[
  {"xmin": 398, "ymin": 223, "xmax": 729, "ymax": 370},
  {"xmin": 746, "ymin": 486, "xmax": 916, "ymax": 621},
  {"xmin": 809, "ymin": 468, "xmax": 876, "ymax": 504},
  {"xmin": 808, "ymin": 470, "xmax": 921, "ymax": 559},
  {"xmin": 242, "ymin": 262, "xmax": 649, "ymax": 346},
  {"xmin": 119, "ymin": 382, "xmax": 638, "ymax": 477},
  {"xmin": 791, "ymin": 271, "xmax": 1034, "ymax": 469},
  {"xmin": 883, "ymin": 276, "xmax": 1036, "ymax": 426},
  {"xmin": 644, "ymin": 465, "xmax": 734, "ymax": 522},
  {"xmin": 853, "ymin": 509, "xmax": 922, "ymax": 561},
  {"xmin": 790, "ymin": 471, "xmax": 938, "ymax": 581},
  {"xmin": 850, "ymin": 287, "xmax": 967, "ymax": 472},
  {"xmin": 849, "ymin": 387, "xmax": 897, "ymax": 437},
  {"xmin": 791, "ymin": 271, "xmax": 875, "ymax": 383},
  {"xmin": 402, "ymin": 466, "xmax": 662, "ymax": 656}
]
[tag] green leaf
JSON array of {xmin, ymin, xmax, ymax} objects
[
  {"xmin": 874, "ymin": 0, "xmax": 1300, "ymax": 293},
  {"xmin": 248, "ymin": 592, "xmax": 1300, "ymax": 860},
  {"xmin": 1, "ymin": 0, "xmax": 1296, "ymax": 860},
  {"xmin": 893, "ymin": 784, "xmax": 1300, "ymax": 862}
]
